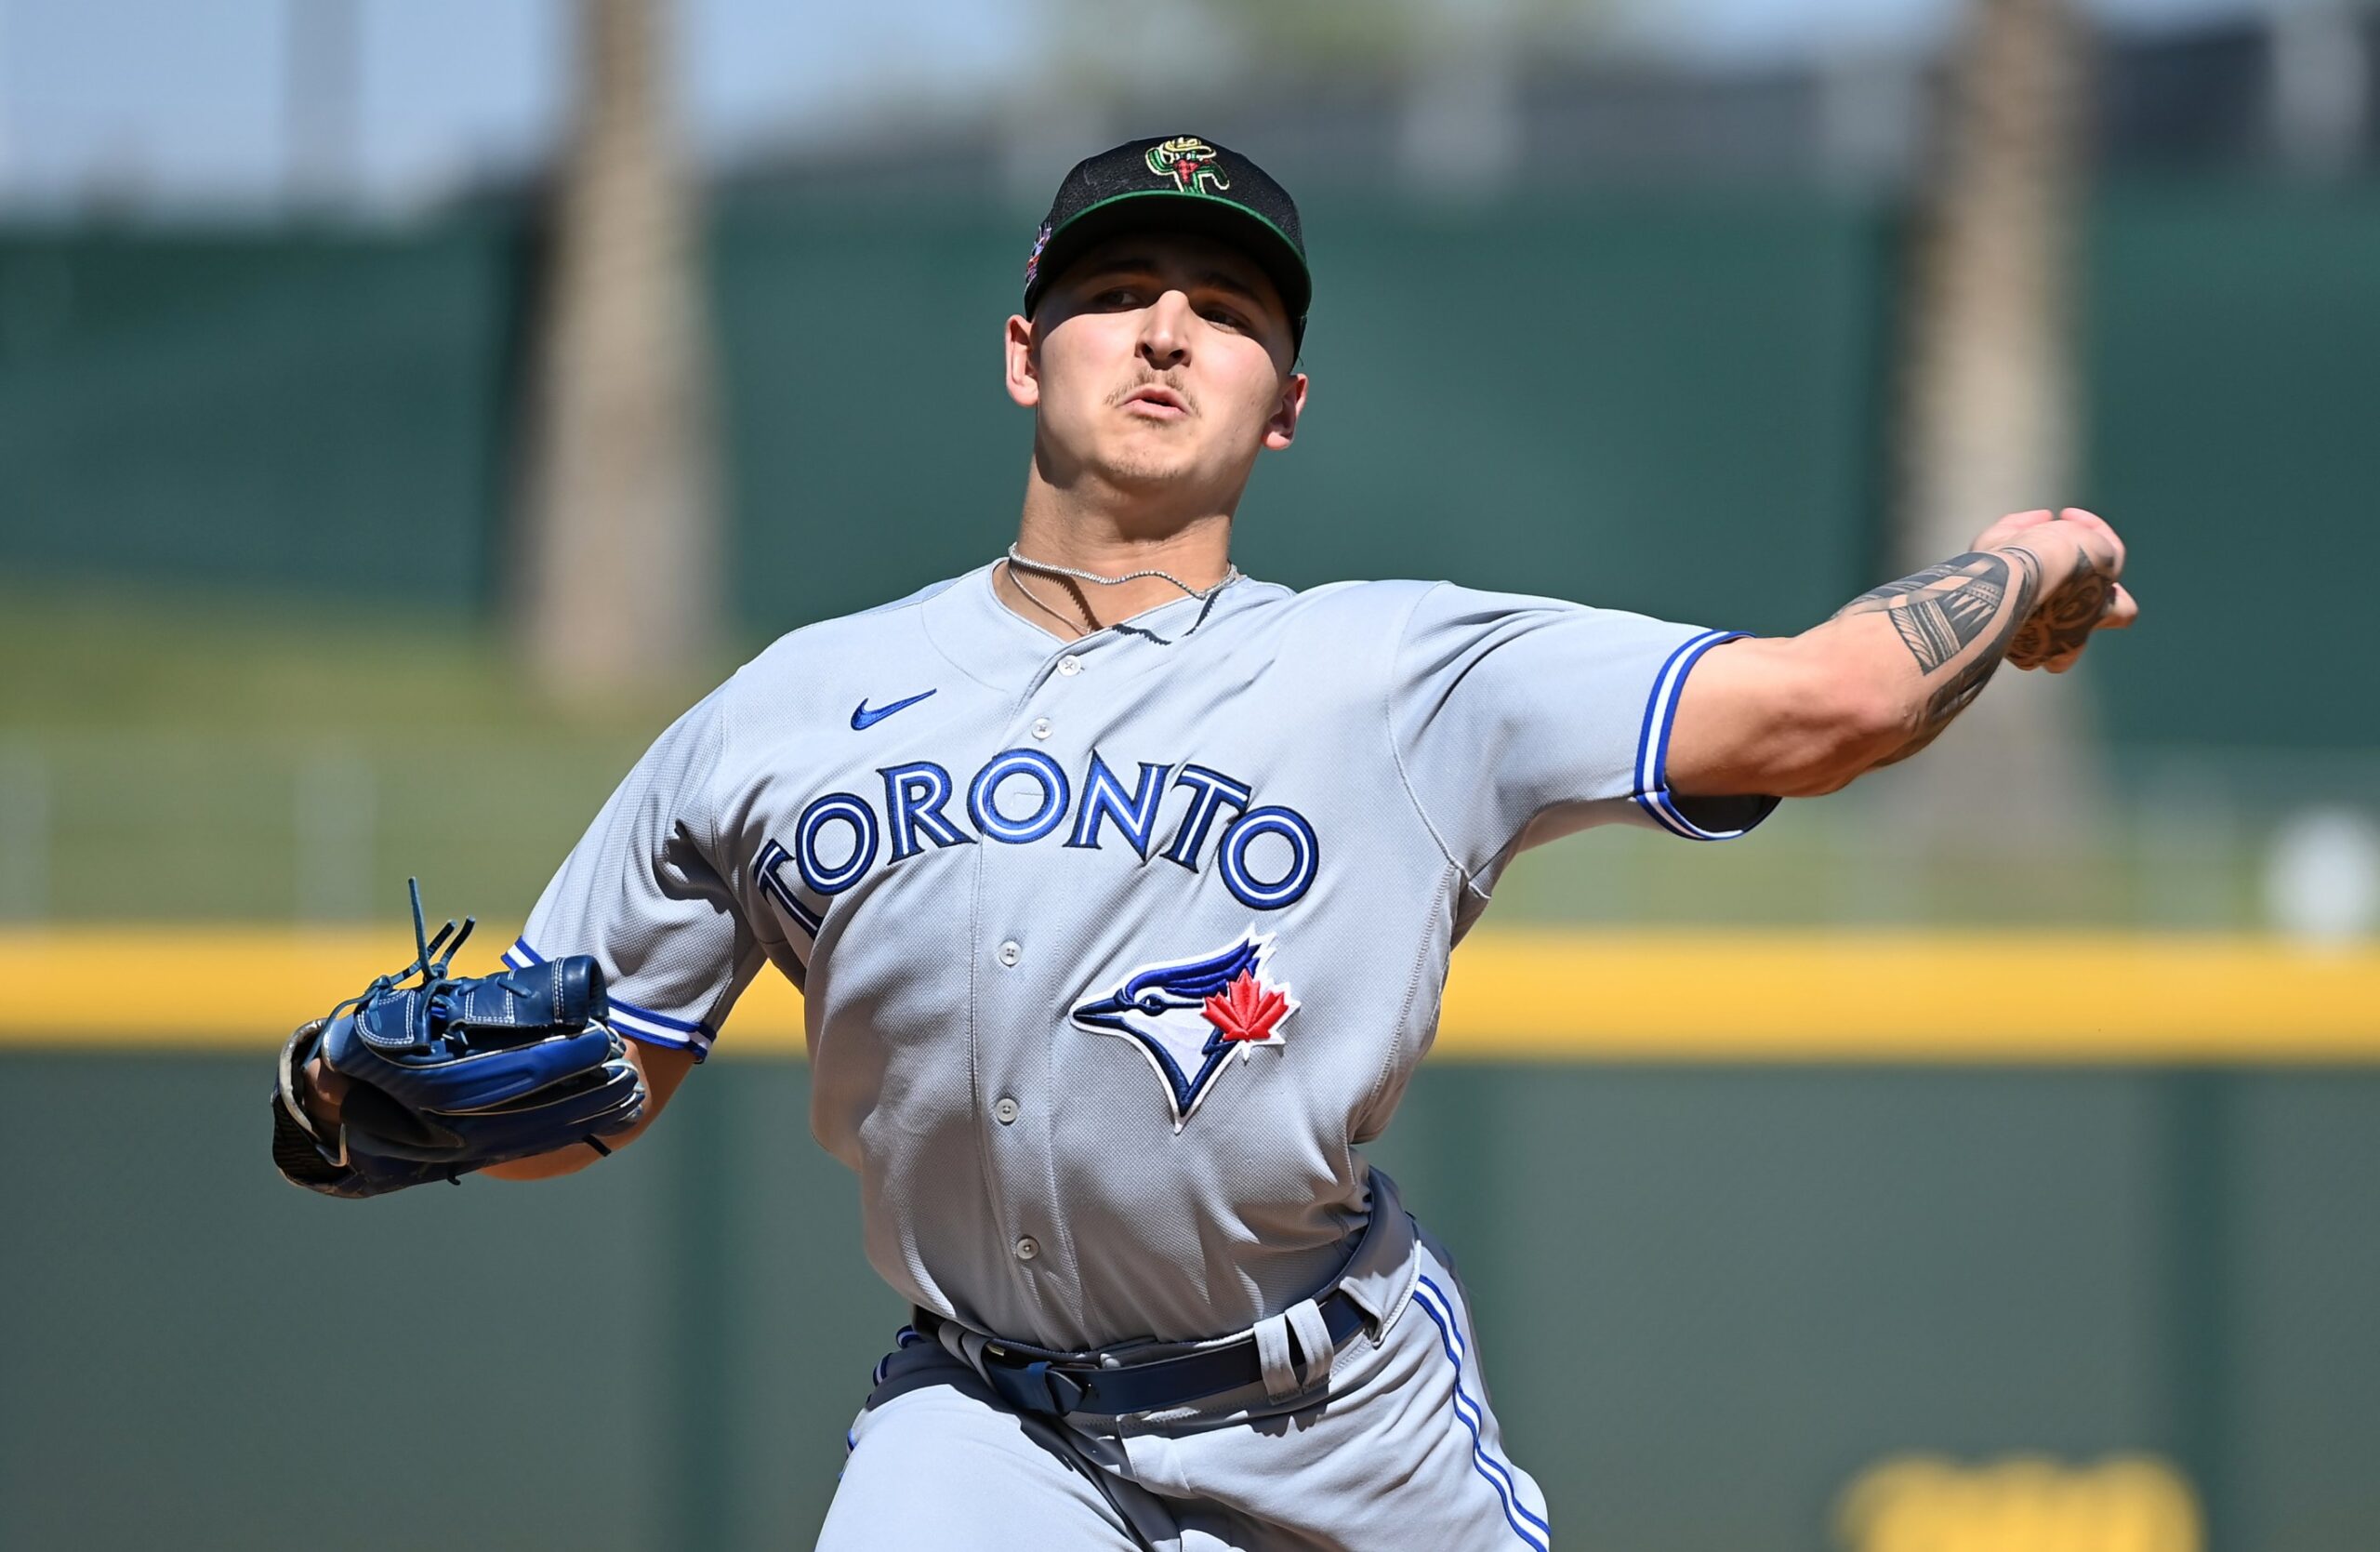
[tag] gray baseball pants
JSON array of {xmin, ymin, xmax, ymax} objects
[{"xmin": 818, "ymin": 1185, "xmax": 1551, "ymax": 1551}]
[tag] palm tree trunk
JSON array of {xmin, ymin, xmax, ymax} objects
[
  {"xmin": 516, "ymin": 0, "xmax": 719, "ymax": 709},
  {"xmin": 1893, "ymin": 0, "xmax": 2094, "ymax": 842}
]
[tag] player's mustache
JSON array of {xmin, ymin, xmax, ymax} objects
[{"xmin": 1109, "ymin": 377, "xmax": 1197, "ymax": 415}]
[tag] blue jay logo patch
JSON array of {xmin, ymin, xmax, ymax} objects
[{"xmin": 1070, "ymin": 933, "xmax": 1296, "ymax": 1131}]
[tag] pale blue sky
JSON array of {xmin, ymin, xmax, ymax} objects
[{"xmin": 0, "ymin": 0, "xmax": 2270, "ymax": 208}]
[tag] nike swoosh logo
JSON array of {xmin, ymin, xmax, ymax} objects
[{"xmin": 851, "ymin": 689, "xmax": 937, "ymax": 730}]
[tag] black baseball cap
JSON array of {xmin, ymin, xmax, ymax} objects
[{"xmin": 1022, "ymin": 136, "xmax": 1310, "ymax": 347}]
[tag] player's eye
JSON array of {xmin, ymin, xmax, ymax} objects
[
  {"xmin": 1091, "ymin": 286, "xmax": 1143, "ymax": 308},
  {"xmin": 1200, "ymin": 305, "xmax": 1247, "ymax": 331}
]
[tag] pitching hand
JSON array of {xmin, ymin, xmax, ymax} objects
[{"xmin": 1967, "ymin": 507, "xmax": 2138, "ymax": 673}]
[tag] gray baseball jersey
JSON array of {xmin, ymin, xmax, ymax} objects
[{"xmin": 511, "ymin": 560, "xmax": 1769, "ymax": 1356}]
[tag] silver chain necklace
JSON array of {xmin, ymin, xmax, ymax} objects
[{"xmin": 1004, "ymin": 543, "xmax": 1239, "ymax": 602}]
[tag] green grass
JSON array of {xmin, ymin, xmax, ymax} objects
[
  {"xmin": 0, "ymin": 581, "xmax": 720, "ymax": 736},
  {"xmin": 0, "ymin": 583, "xmax": 726, "ymax": 922}
]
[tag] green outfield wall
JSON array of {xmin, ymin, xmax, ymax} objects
[
  {"xmin": 6, "ymin": 183, "xmax": 2378, "ymax": 750},
  {"xmin": 0, "ymin": 220, "xmax": 524, "ymax": 604},
  {"xmin": 5, "ymin": 1053, "xmax": 2376, "ymax": 1552}
]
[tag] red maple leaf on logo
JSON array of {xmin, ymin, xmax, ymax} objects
[{"xmin": 1202, "ymin": 971, "xmax": 1289, "ymax": 1045}]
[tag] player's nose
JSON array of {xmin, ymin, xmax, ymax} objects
[{"xmin": 1136, "ymin": 289, "xmax": 1195, "ymax": 368}]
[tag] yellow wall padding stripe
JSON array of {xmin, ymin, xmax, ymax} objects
[{"xmin": 1, "ymin": 928, "xmax": 2375, "ymax": 1063}]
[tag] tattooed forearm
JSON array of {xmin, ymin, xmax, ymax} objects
[
  {"xmin": 1836, "ymin": 551, "xmax": 2017, "ymax": 671},
  {"xmin": 1835, "ymin": 546, "xmax": 2045, "ymax": 763}
]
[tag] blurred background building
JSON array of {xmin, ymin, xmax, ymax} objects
[{"xmin": 1, "ymin": 2, "xmax": 2375, "ymax": 1550}]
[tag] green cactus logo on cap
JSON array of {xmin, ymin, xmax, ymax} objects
[{"xmin": 1147, "ymin": 137, "xmax": 1232, "ymax": 194}]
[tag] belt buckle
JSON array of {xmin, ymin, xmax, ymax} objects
[{"xmin": 983, "ymin": 1356, "xmax": 1090, "ymax": 1418}]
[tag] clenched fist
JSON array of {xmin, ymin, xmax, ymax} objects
[{"xmin": 1968, "ymin": 507, "xmax": 2138, "ymax": 673}]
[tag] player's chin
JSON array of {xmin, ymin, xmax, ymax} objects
[{"xmin": 1097, "ymin": 442, "xmax": 1211, "ymax": 490}]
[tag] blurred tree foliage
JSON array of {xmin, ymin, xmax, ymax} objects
[
  {"xmin": 1196, "ymin": 0, "xmax": 1438, "ymax": 69},
  {"xmin": 1040, "ymin": 0, "xmax": 1616, "ymax": 87}
]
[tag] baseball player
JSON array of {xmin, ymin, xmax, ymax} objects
[{"xmin": 272, "ymin": 136, "xmax": 2135, "ymax": 1549}]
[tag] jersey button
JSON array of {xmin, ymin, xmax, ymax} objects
[
  {"xmin": 1030, "ymin": 718, "xmax": 1052, "ymax": 740},
  {"xmin": 1014, "ymin": 1236, "xmax": 1039, "ymax": 1262},
  {"xmin": 993, "ymin": 1096, "xmax": 1020, "ymax": 1124},
  {"xmin": 997, "ymin": 940, "xmax": 1021, "ymax": 967},
  {"xmin": 1057, "ymin": 656, "xmax": 1083, "ymax": 676}
]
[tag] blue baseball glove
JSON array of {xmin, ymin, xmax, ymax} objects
[{"xmin": 271, "ymin": 882, "xmax": 646, "ymax": 1198}]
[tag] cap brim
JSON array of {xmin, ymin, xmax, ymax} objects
[{"xmin": 1024, "ymin": 190, "xmax": 1310, "ymax": 340}]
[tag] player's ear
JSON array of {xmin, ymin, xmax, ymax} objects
[
  {"xmin": 1004, "ymin": 314, "xmax": 1039, "ymax": 409},
  {"xmin": 1263, "ymin": 370, "xmax": 1307, "ymax": 451}
]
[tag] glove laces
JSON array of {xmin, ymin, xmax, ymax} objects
[
  {"xmin": 399, "ymin": 875, "xmax": 477, "ymax": 989},
  {"xmin": 330, "ymin": 878, "xmax": 479, "ymax": 1044}
]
